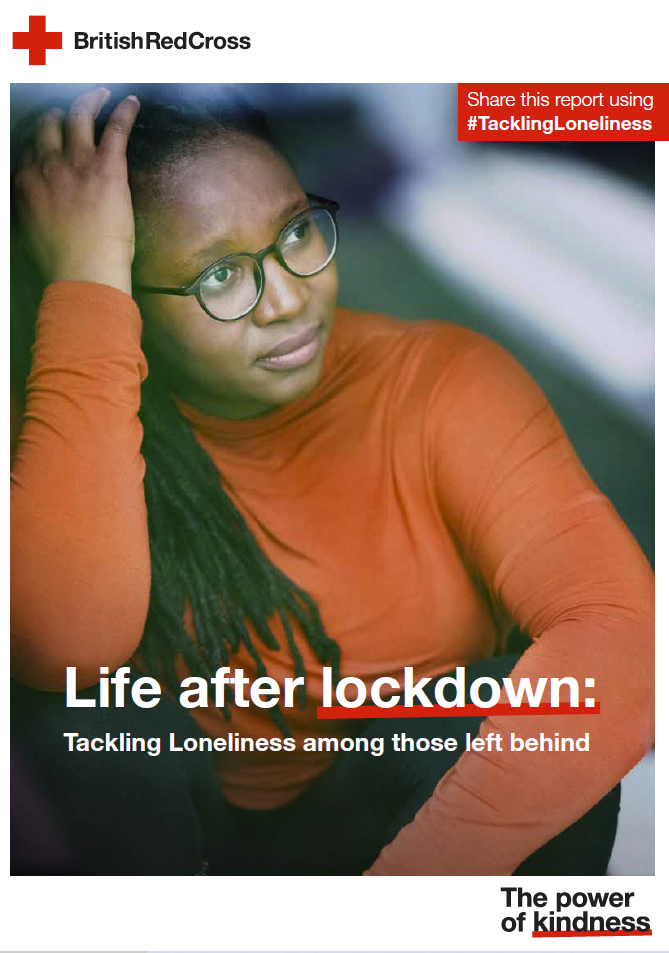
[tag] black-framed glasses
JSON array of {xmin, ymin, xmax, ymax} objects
[{"xmin": 134, "ymin": 194, "xmax": 340, "ymax": 323}]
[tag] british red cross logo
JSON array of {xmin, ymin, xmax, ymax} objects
[{"xmin": 13, "ymin": 15, "xmax": 62, "ymax": 65}]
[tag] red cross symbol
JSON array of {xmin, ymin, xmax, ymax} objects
[{"xmin": 13, "ymin": 15, "xmax": 62, "ymax": 65}]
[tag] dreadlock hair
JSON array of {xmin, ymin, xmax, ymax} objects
[{"xmin": 11, "ymin": 84, "xmax": 341, "ymax": 734}]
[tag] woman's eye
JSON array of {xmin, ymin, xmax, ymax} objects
[
  {"xmin": 201, "ymin": 264, "xmax": 236, "ymax": 291},
  {"xmin": 284, "ymin": 221, "xmax": 311, "ymax": 245}
]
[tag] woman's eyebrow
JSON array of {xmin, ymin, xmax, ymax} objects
[{"xmin": 177, "ymin": 196, "xmax": 310, "ymax": 275}]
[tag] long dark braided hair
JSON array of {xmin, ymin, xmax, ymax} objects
[{"xmin": 12, "ymin": 85, "xmax": 341, "ymax": 734}]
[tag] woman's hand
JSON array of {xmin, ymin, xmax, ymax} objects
[{"xmin": 13, "ymin": 87, "xmax": 141, "ymax": 296}]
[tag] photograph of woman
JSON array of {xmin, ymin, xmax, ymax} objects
[{"xmin": 10, "ymin": 84, "xmax": 654, "ymax": 876}]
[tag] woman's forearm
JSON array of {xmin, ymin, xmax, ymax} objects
[
  {"xmin": 11, "ymin": 281, "xmax": 151, "ymax": 690},
  {"xmin": 366, "ymin": 618, "xmax": 652, "ymax": 875},
  {"xmin": 366, "ymin": 494, "xmax": 654, "ymax": 876}
]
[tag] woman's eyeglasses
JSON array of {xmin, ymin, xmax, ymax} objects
[{"xmin": 134, "ymin": 194, "xmax": 339, "ymax": 323}]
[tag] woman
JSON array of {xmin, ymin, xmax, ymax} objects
[{"xmin": 11, "ymin": 85, "xmax": 654, "ymax": 876}]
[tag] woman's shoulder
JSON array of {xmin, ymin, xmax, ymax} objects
[
  {"xmin": 332, "ymin": 305, "xmax": 505, "ymax": 384},
  {"xmin": 330, "ymin": 307, "xmax": 548, "ymax": 437}
]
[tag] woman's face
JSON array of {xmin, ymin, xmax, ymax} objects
[{"xmin": 133, "ymin": 134, "xmax": 338, "ymax": 420}]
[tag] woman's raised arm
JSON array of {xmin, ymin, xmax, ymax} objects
[{"xmin": 11, "ymin": 89, "xmax": 151, "ymax": 690}]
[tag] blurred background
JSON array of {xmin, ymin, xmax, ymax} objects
[{"xmin": 11, "ymin": 83, "xmax": 654, "ymax": 874}]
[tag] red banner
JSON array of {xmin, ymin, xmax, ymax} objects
[{"xmin": 458, "ymin": 83, "xmax": 667, "ymax": 141}]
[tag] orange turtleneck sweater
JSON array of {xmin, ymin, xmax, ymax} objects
[{"xmin": 11, "ymin": 281, "xmax": 654, "ymax": 875}]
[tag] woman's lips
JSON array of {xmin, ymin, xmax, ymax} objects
[{"xmin": 256, "ymin": 324, "xmax": 321, "ymax": 370}]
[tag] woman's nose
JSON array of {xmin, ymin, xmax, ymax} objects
[{"xmin": 251, "ymin": 254, "xmax": 308, "ymax": 327}]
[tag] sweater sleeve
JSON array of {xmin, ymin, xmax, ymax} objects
[
  {"xmin": 365, "ymin": 334, "xmax": 654, "ymax": 875},
  {"xmin": 11, "ymin": 281, "xmax": 151, "ymax": 690}
]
